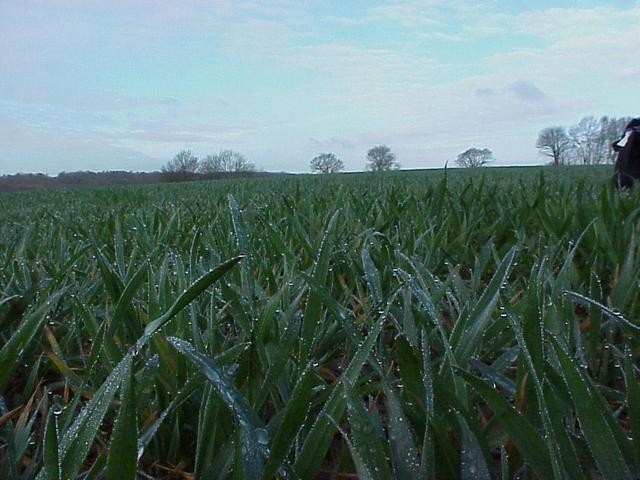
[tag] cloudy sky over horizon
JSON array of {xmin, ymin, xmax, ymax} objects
[{"xmin": 1, "ymin": 0, "xmax": 639, "ymax": 174}]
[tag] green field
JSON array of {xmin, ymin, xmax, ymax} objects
[{"xmin": 1, "ymin": 165, "xmax": 639, "ymax": 479}]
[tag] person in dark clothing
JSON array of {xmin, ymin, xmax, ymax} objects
[{"xmin": 613, "ymin": 118, "xmax": 640, "ymax": 188}]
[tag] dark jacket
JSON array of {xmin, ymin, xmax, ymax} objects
[{"xmin": 613, "ymin": 118, "xmax": 640, "ymax": 188}]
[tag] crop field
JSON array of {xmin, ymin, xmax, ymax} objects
[{"xmin": 1, "ymin": 165, "xmax": 640, "ymax": 479}]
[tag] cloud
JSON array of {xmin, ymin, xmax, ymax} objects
[
  {"xmin": 308, "ymin": 137, "xmax": 355, "ymax": 150},
  {"xmin": 615, "ymin": 66, "xmax": 640, "ymax": 82},
  {"xmin": 329, "ymin": 0, "xmax": 490, "ymax": 29},
  {"xmin": 480, "ymin": 6, "xmax": 640, "ymax": 81},
  {"xmin": 0, "ymin": 130, "xmax": 159, "ymax": 174},
  {"xmin": 364, "ymin": 3, "xmax": 441, "ymax": 27},
  {"xmin": 104, "ymin": 120, "xmax": 252, "ymax": 144},
  {"xmin": 488, "ymin": 6, "xmax": 640, "ymax": 41},
  {"xmin": 507, "ymin": 81, "xmax": 547, "ymax": 102},
  {"xmin": 475, "ymin": 88, "xmax": 495, "ymax": 98}
]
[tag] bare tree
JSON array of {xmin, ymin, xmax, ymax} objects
[
  {"xmin": 199, "ymin": 154, "xmax": 224, "ymax": 173},
  {"xmin": 221, "ymin": 150, "xmax": 255, "ymax": 172},
  {"xmin": 456, "ymin": 147, "xmax": 494, "ymax": 167},
  {"xmin": 310, "ymin": 153, "xmax": 344, "ymax": 174},
  {"xmin": 162, "ymin": 150, "xmax": 199, "ymax": 173},
  {"xmin": 537, "ymin": 115, "xmax": 634, "ymax": 166},
  {"xmin": 568, "ymin": 116, "xmax": 602, "ymax": 165},
  {"xmin": 600, "ymin": 116, "xmax": 633, "ymax": 163},
  {"xmin": 536, "ymin": 127, "xmax": 570, "ymax": 166},
  {"xmin": 366, "ymin": 145, "xmax": 399, "ymax": 171},
  {"xmin": 199, "ymin": 150, "xmax": 255, "ymax": 174}
]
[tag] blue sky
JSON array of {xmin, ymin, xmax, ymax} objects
[{"xmin": 1, "ymin": 0, "xmax": 638, "ymax": 174}]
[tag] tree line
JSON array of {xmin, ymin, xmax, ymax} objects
[
  {"xmin": 309, "ymin": 145, "xmax": 401, "ymax": 173},
  {"xmin": 5, "ymin": 115, "xmax": 631, "ymax": 192},
  {"xmin": 161, "ymin": 149, "xmax": 257, "ymax": 181},
  {"xmin": 162, "ymin": 145, "xmax": 404, "ymax": 176},
  {"xmin": 162, "ymin": 117, "xmax": 632, "ymax": 178},
  {"xmin": 536, "ymin": 115, "xmax": 631, "ymax": 166},
  {"xmin": 310, "ymin": 145, "xmax": 497, "ymax": 172},
  {"xmin": 309, "ymin": 115, "xmax": 633, "ymax": 172},
  {"xmin": 0, "ymin": 171, "xmax": 166, "ymax": 193}
]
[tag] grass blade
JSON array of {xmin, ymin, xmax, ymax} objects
[
  {"xmin": 0, "ymin": 293, "xmax": 61, "ymax": 391},
  {"xmin": 300, "ymin": 210, "xmax": 339, "ymax": 360},
  {"xmin": 293, "ymin": 313, "xmax": 385, "ymax": 479},
  {"xmin": 167, "ymin": 337, "xmax": 267, "ymax": 480},
  {"xmin": 43, "ymin": 407, "xmax": 61, "ymax": 480},
  {"xmin": 344, "ymin": 382, "xmax": 393, "ymax": 480},
  {"xmin": 229, "ymin": 194, "xmax": 257, "ymax": 319},
  {"xmin": 563, "ymin": 290, "xmax": 640, "ymax": 333},
  {"xmin": 455, "ymin": 368, "xmax": 554, "ymax": 478},
  {"xmin": 384, "ymin": 381, "xmax": 420, "ymax": 479},
  {"xmin": 550, "ymin": 336, "xmax": 633, "ymax": 479},
  {"xmin": 456, "ymin": 412, "xmax": 491, "ymax": 480},
  {"xmin": 47, "ymin": 354, "xmax": 133, "ymax": 480},
  {"xmin": 451, "ymin": 245, "xmax": 518, "ymax": 363},
  {"xmin": 623, "ymin": 345, "xmax": 640, "ymax": 468},
  {"xmin": 262, "ymin": 366, "xmax": 316, "ymax": 479},
  {"xmin": 135, "ymin": 256, "xmax": 243, "ymax": 351},
  {"xmin": 106, "ymin": 360, "xmax": 138, "ymax": 480}
]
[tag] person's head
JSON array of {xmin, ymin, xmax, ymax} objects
[{"xmin": 625, "ymin": 118, "xmax": 640, "ymax": 130}]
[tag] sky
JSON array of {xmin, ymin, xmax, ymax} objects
[{"xmin": 1, "ymin": 0, "xmax": 639, "ymax": 174}]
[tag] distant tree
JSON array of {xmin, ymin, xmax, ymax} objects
[
  {"xmin": 366, "ymin": 145, "xmax": 399, "ymax": 171},
  {"xmin": 536, "ymin": 127, "xmax": 570, "ymax": 166},
  {"xmin": 538, "ymin": 115, "xmax": 633, "ymax": 165},
  {"xmin": 456, "ymin": 147, "xmax": 495, "ymax": 167},
  {"xmin": 568, "ymin": 116, "xmax": 602, "ymax": 165},
  {"xmin": 219, "ymin": 150, "xmax": 255, "ymax": 172},
  {"xmin": 163, "ymin": 150, "xmax": 199, "ymax": 173},
  {"xmin": 0, "ymin": 171, "xmax": 169, "ymax": 192},
  {"xmin": 599, "ymin": 116, "xmax": 633, "ymax": 163},
  {"xmin": 310, "ymin": 153, "xmax": 344, "ymax": 174},
  {"xmin": 199, "ymin": 150, "xmax": 255, "ymax": 174},
  {"xmin": 161, "ymin": 150, "xmax": 199, "ymax": 181},
  {"xmin": 199, "ymin": 154, "xmax": 224, "ymax": 173}
]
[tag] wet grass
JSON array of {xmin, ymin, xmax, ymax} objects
[{"xmin": 1, "ymin": 165, "xmax": 639, "ymax": 479}]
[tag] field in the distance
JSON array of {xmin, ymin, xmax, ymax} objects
[{"xmin": 1, "ymin": 165, "xmax": 639, "ymax": 479}]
